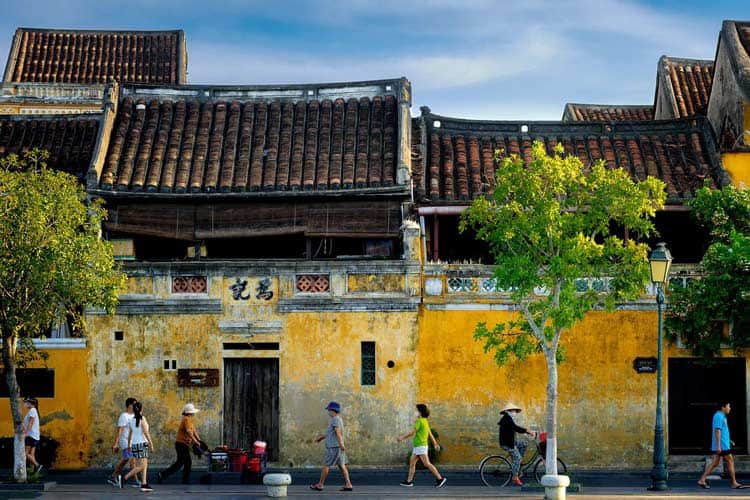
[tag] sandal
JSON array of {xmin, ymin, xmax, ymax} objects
[
  {"xmin": 733, "ymin": 484, "xmax": 749, "ymax": 489},
  {"xmin": 697, "ymin": 481, "xmax": 710, "ymax": 489},
  {"xmin": 340, "ymin": 486, "xmax": 354, "ymax": 491},
  {"xmin": 310, "ymin": 484, "xmax": 324, "ymax": 491}
]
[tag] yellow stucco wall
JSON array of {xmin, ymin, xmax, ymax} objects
[
  {"xmin": 282, "ymin": 312, "xmax": 417, "ymax": 466},
  {"xmin": 84, "ymin": 270, "xmax": 421, "ymax": 467},
  {"xmin": 0, "ymin": 348, "xmax": 91, "ymax": 468},
  {"xmin": 723, "ymin": 152, "xmax": 750, "ymax": 188},
  {"xmin": 86, "ymin": 313, "xmax": 224, "ymax": 468},
  {"xmin": 418, "ymin": 308, "xmax": 661, "ymax": 468}
]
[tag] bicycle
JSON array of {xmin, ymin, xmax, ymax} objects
[{"xmin": 479, "ymin": 432, "xmax": 568, "ymax": 487}]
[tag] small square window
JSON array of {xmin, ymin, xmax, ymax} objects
[{"xmin": 114, "ymin": 331, "xmax": 124, "ymax": 341}]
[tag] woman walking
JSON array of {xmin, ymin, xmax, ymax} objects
[
  {"xmin": 397, "ymin": 404, "xmax": 446, "ymax": 488},
  {"xmin": 158, "ymin": 403, "xmax": 202, "ymax": 485},
  {"xmin": 120, "ymin": 401, "xmax": 155, "ymax": 492},
  {"xmin": 22, "ymin": 397, "xmax": 42, "ymax": 474}
]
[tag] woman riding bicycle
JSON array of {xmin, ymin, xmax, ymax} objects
[{"xmin": 498, "ymin": 403, "xmax": 535, "ymax": 486}]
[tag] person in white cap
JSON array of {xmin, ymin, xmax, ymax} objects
[
  {"xmin": 157, "ymin": 403, "xmax": 202, "ymax": 485},
  {"xmin": 498, "ymin": 403, "xmax": 535, "ymax": 486}
]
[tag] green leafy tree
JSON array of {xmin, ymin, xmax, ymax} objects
[
  {"xmin": 461, "ymin": 142, "xmax": 665, "ymax": 478},
  {"xmin": 666, "ymin": 185, "xmax": 750, "ymax": 356},
  {"xmin": 0, "ymin": 149, "xmax": 125, "ymax": 482}
]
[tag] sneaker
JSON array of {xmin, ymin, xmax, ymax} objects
[
  {"xmin": 117, "ymin": 474, "xmax": 123, "ymax": 489},
  {"xmin": 400, "ymin": 480, "xmax": 414, "ymax": 487},
  {"xmin": 157, "ymin": 472, "xmax": 163, "ymax": 484},
  {"xmin": 140, "ymin": 484, "xmax": 154, "ymax": 492},
  {"xmin": 107, "ymin": 476, "xmax": 119, "ymax": 487},
  {"xmin": 435, "ymin": 477, "xmax": 447, "ymax": 488},
  {"xmin": 129, "ymin": 479, "xmax": 142, "ymax": 489}
]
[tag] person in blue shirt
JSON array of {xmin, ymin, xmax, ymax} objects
[{"xmin": 697, "ymin": 401, "xmax": 747, "ymax": 489}]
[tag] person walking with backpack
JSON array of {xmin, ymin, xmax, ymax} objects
[
  {"xmin": 157, "ymin": 403, "xmax": 202, "ymax": 485},
  {"xmin": 398, "ymin": 403, "xmax": 447, "ymax": 488},
  {"xmin": 119, "ymin": 401, "xmax": 155, "ymax": 492}
]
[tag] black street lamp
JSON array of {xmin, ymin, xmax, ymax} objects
[{"xmin": 648, "ymin": 242, "xmax": 672, "ymax": 491}]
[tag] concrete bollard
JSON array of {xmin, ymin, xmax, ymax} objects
[
  {"xmin": 263, "ymin": 473, "xmax": 292, "ymax": 498},
  {"xmin": 541, "ymin": 474, "xmax": 570, "ymax": 500}
]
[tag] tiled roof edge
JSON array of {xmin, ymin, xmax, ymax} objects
[
  {"xmin": 119, "ymin": 77, "xmax": 411, "ymax": 104},
  {"xmin": 14, "ymin": 27, "xmax": 184, "ymax": 35},
  {"xmin": 562, "ymin": 102, "xmax": 654, "ymax": 122},
  {"xmin": 720, "ymin": 20, "xmax": 750, "ymax": 97},
  {"xmin": 420, "ymin": 108, "xmax": 713, "ymax": 136}
]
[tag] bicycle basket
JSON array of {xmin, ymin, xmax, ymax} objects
[{"xmin": 536, "ymin": 432, "xmax": 548, "ymax": 458}]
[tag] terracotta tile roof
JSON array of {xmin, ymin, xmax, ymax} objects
[
  {"xmin": 3, "ymin": 28, "xmax": 186, "ymax": 85},
  {"xmin": 0, "ymin": 115, "xmax": 100, "ymax": 179},
  {"xmin": 414, "ymin": 110, "xmax": 727, "ymax": 205},
  {"xmin": 655, "ymin": 56, "xmax": 714, "ymax": 119},
  {"xmin": 563, "ymin": 103, "xmax": 654, "ymax": 122},
  {"xmin": 99, "ymin": 86, "xmax": 404, "ymax": 195}
]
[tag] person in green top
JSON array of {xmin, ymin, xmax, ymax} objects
[{"xmin": 397, "ymin": 404, "xmax": 447, "ymax": 488}]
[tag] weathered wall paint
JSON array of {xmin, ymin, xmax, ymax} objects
[
  {"xmin": 723, "ymin": 152, "xmax": 750, "ymax": 188},
  {"xmin": 0, "ymin": 349, "xmax": 91, "ymax": 468},
  {"xmin": 417, "ymin": 308, "xmax": 660, "ymax": 468},
  {"xmin": 281, "ymin": 312, "xmax": 417, "ymax": 466},
  {"xmin": 84, "ymin": 267, "xmax": 421, "ymax": 467}
]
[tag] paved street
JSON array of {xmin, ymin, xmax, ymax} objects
[{"xmin": 2, "ymin": 469, "xmax": 749, "ymax": 499}]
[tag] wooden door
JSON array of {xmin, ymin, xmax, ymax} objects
[
  {"xmin": 223, "ymin": 358, "xmax": 279, "ymax": 460},
  {"xmin": 668, "ymin": 357, "xmax": 747, "ymax": 454}
]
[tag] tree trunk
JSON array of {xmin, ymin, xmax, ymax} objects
[
  {"xmin": 1, "ymin": 335, "xmax": 27, "ymax": 483},
  {"xmin": 545, "ymin": 351, "xmax": 559, "ymax": 476}
]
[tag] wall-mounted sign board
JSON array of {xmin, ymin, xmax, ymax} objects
[
  {"xmin": 177, "ymin": 368, "xmax": 219, "ymax": 387},
  {"xmin": 633, "ymin": 357, "xmax": 658, "ymax": 374}
]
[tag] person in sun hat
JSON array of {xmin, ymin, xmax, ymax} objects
[
  {"xmin": 157, "ymin": 403, "xmax": 202, "ymax": 485},
  {"xmin": 310, "ymin": 401, "xmax": 353, "ymax": 492},
  {"xmin": 498, "ymin": 402, "xmax": 535, "ymax": 486}
]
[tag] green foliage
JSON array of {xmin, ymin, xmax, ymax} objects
[
  {"xmin": 665, "ymin": 184, "xmax": 750, "ymax": 357},
  {"xmin": 461, "ymin": 141, "xmax": 666, "ymax": 363},
  {"xmin": 0, "ymin": 148, "xmax": 125, "ymax": 357}
]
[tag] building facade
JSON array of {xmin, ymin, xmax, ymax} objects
[{"xmin": 0, "ymin": 22, "xmax": 749, "ymax": 470}]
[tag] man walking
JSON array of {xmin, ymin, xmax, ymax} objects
[
  {"xmin": 309, "ymin": 401, "xmax": 353, "ymax": 492},
  {"xmin": 697, "ymin": 401, "xmax": 748, "ymax": 489},
  {"xmin": 108, "ymin": 397, "xmax": 137, "ymax": 488}
]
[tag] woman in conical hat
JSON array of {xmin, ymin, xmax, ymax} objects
[{"xmin": 498, "ymin": 403, "xmax": 534, "ymax": 486}]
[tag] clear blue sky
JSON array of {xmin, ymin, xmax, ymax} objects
[{"xmin": 0, "ymin": 0, "xmax": 746, "ymax": 120}]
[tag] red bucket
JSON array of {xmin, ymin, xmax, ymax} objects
[
  {"xmin": 253, "ymin": 441, "xmax": 267, "ymax": 455},
  {"xmin": 248, "ymin": 457, "xmax": 262, "ymax": 473},
  {"xmin": 230, "ymin": 453, "xmax": 247, "ymax": 472}
]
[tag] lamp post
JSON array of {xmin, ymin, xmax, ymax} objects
[{"xmin": 648, "ymin": 242, "xmax": 672, "ymax": 491}]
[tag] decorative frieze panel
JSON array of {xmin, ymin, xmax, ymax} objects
[
  {"xmin": 296, "ymin": 274, "xmax": 330, "ymax": 294},
  {"xmin": 347, "ymin": 273, "xmax": 404, "ymax": 293},
  {"xmin": 172, "ymin": 276, "xmax": 208, "ymax": 294}
]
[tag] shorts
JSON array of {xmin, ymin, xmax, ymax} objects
[
  {"xmin": 713, "ymin": 449, "xmax": 732, "ymax": 457},
  {"xmin": 24, "ymin": 437, "xmax": 39, "ymax": 448},
  {"xmin": 324, "ymin": 447, "xmax": 347, "ymax": 466},
  {"xmin": 412, "ymin": 445, "xmax": 429, "ymax": 456},
  {"xmin": 121, "ymin": 448, "xmax": 134, "ymax": 460},
  {"xmin": 131, "ymin": 442, "xmax": 150, "ymax": 459}
]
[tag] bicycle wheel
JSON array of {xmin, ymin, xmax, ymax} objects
[
  {"xmin": 533, "ymin": 457, "xmax": 567, "ymax": 483},
  {"xmin": 479, "ymin": 455, "xmax": 512, "ymax": 487}
]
